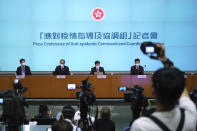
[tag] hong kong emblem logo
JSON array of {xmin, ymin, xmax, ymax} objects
[{"xmin": 92, "ymin": 8, "xmax": 104, "ymax": 21}]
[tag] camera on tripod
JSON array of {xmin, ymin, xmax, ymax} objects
[
  {"xmin": 118, "ymin": 85, "xmax": 147, "ymax": 104},
  {"xmin": 118, "ymin": 85, "xmax": 148, "ymax": 120},
  {"xmin": 67, "ymin": 79, "xmax": 97, "ymax": 131},
  {"xmin": 67, "ymin": 79, "xmax": 96, "ymax": 105}
]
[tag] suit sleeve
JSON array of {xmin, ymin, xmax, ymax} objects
[
  {"xmin": 102, "ymin": 67, "xmax": 105, "ymax": 75},
  {"xmin": 90, "ymin": 68, "xmax": 94, "ymax": 75},
  {"xmin": 66, "ymin": 67, "xmax": 70, "ymax": 75},
  {"xmin": 16, "ymin": 67, "xmax": 20, "ymax": 75},
  {"xmin": 28, "ymin": 66, "xmax": 32, "ymax": 75},
  {"xmin": 53, "ymin": 66, "xmax": 58, "ymax": 75},
  {"xmin": 130, "ymin": 67, "xmax": 133, "ymax": 75},
  {"xmin": 141, "ymin": 67, "xmax": 144, "ymax": 75}
]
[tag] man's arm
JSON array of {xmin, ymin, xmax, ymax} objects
[
  {"xmin": 27, "ymin": 66, "xmax": 32, "ymax": 75},
  {"xmin": 90, "ymin": 68, "xmax": 94, "ymax": 75},
  {"xmin": 66, "ymin": 67, "xmax": 70, "ymax": 75},
  {"xmin": 141, "ymin": 66, "xmax": 144, "ymax": 75},
  {"xmin": 156, "ymin": 43, "xmax": 196, "ymax": 114},
  {"xmin": 130, "ymin": 66, "xmax": 134, "ymax": 75},
  {"xmin": 155, "ymin": 44, "xmax": 173, "ymax": 68},
  {"xmin": 53, "ymin": 66, "xmax": 58, "ymax": 75},
  {"xmin": 16, "ymin": 67, "xmax": 21, "ymax": 75},
  {"xmin": 101, "ymin": 67, "xmax": 106, "ymax": 75}
]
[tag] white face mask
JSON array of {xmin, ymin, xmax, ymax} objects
[
  {"xmin": 135, "ymin": 63, "xmax": 140, "ymax": 66},
  {"xmin": 96, "ymin": 65, "xmax": 100, "ymax": 69},
  {"xmin": 60, "ymin": 64, "xmax": 64, "ymax": 67},
  {"xmin": 21, "ymin": 63, "xmax": 25, "ymax": 66}
]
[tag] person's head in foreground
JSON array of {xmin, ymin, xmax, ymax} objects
[
  {"xmin": 100, "ymin": 106, "xmax": 111, "ymax": 120},
  {"xmin": 52, "ymin": 120, "xmax": 73, "ymax": 131},
  {"xmin": 61, "ymin": 105, "xmax": 75, "ymax": 121},
  {"xmin": 152, "ymin": 67, "xmax": 185, "ymax": 110},
  {"xmin": 39, "ymin": 104, "xmax": 51, "ymax": 115}
]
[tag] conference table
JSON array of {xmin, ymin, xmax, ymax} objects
[{"xmin": 0, "ymin": 75, "xmax": 196, "ymax": 98}]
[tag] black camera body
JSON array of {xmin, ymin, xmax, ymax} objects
[
  {"xmin": 119, "ymin": 85, "xmax": 148, "ymax": 120},
  {"xmin": 77, "ymin": 79, "xmax": 97, "ymax": 131},
  {"xmin": 0, "ymin": 79, "xmax": 28, "ymax": 129},
  {"xmin": 120, "ymin": 85, "xmax": 146, "ymax": 103},
  {"xmin": 141, "ymin": 42, "xmax": 162, "ymax": 59}
]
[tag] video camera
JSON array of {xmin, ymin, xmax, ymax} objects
[
  {"xmin": 67, "ymin": 79, "xmax": 95, "ymax": 105},
  {"xmin": 0, "ymin": 79, "xmax": 28, "ymax": 130},
  {"xmin": 140, "ymin": 41, "xmax": 162, "ymax": 59},
  {"xmin": 68, "ymin": 79, "xmax": 97, "ymax": 131},
  {"xmin": 118, "ymin": 85, "xmax": 148, "ymax": 120},
  {"xmin": 118, "ymin": 85, "xmax": 146, "ymax": 103}
]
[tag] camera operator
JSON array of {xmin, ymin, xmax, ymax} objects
[
  {"xmin": 59, "ymin": 105, "xmax": 82, "ymax": 131},
  {"xmin": 0, "ymin": 79, "xmax": 28, "ymax": 131},
  {"xmin": 130, "ymin": 43, "xmax": 197, "ymax": 131},
  {"xmin": 52, "ymin": 120, "xmax": 73, "ymax": 131}
]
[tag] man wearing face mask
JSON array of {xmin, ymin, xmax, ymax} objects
[
  {"xmin": 90, "ymin": 60, "xmax": 105, "ymax": 75},
  {"xmin": 130, "ymin": 58, "xmax": 144, "ymax": 75},
  {"xmin": 53, "ymin": 59, "xmax": 70, "ymax": 75},
  {"xmin": 16, "ymin": 58, "xmax": 32, "ymax": 75}
]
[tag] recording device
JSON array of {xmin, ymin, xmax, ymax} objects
[
  {"xmin": 118, "ymin": 85, "xmax": 148, "ymax": 121},
  {"xmin": 0, "ymin": 79, "xmax": 28, "ymax": 130},
  {"xmin": 13, "ymin": 78, "xmax": 27, "ymax": 94},
  {"xmin": 140, "ymin": 41, "xmax": 162, "ymax": 59},
  {"xmin": 70, "ymin": 79, "xmax": 97, "ymax": 131}
]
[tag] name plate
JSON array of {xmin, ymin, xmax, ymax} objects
[
  {"xmin": 16, "ymin": 75, "xmax": 25, "ymax": 79},
  {"xmin": 137, "ymin": 75, "xmax": 147, "ymax": 79},
  {"xmin": 56, "ymin": 75, "xmax": 66, "ymax": 79},
  {"xmin": 97, "ymin": 75, "xmax": 107, "ymax": 79}
]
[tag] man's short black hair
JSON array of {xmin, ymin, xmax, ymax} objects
[
  {"xmin": 39, "ymin": 105, "xmax": 49, "ymax": 114},
  {"xmin": 52, "ymin": 120, "xmax": 73, "ymax": 131},
  {"xmin": 152, "ymin": 67, "xmax": 185, "ymax": 106},
  {"xmin": 60, "ymin": 59, "xmax": 65, "ymax": 63},
  {"xmin": 62, "ymin": 105, "xmax": 75, "ymax": 120},
  {"xmin": 135, "ymin": 58, "xmax": 140, "ymax": 62},
  {"xmin": 95, "ymin": 60, "xmax": 100, "ymax": 65},
  {"xmin": 20, "ymin": 58, "xmax": 25, "ymax": 63}
]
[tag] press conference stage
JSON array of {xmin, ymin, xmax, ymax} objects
[{"xmin": 0, "ymin": 74, "xmax": 197, "ymax": 99}]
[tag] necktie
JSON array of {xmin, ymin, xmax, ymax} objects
[{"xmin": 21, "ymin": 67, "xmax": 25, "ymax": 75}]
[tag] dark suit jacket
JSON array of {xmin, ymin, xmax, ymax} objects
[
  {"xmin": 53, "ymin": 65, "xmax": 70, "ymax": 75},
  {"xmin": 130, "ymin": 65, "xmax": 144, "ymax": 75},
  {"xmin": 90, "ymin": 67, "xmax": 105, "ymax": 75},
  {"xmin": 16, "ymin": 66, "xmax": 32, "ymax": 75}
]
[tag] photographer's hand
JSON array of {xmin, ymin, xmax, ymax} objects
[
  {"xmin": 155, "ymin": 43, "xmax": 174, "ymax": 68},
  {"xmin": 155, "ymin": 43, "xmax": 167, "ymax": 61}
]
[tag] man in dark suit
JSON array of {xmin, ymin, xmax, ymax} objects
[
  {"xmin": 130, "ymin": 58, "xmax": 144, "ymax": 75},
  {"xmin": 53, "ymin": 59, "xmax": 70, "ymax": 75},
  {"xmin": 16, "ymin": 58, "xmax": 32, "ymax": 75},
  {"xmin": 90, "ymin": 60, "xmax": 105, "ymax": 75}
]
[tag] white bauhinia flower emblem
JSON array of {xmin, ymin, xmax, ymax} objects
[
  {"xmin": 95, "ymin": 10, "xmax": 102, "ymax": 18},
  {"xmin": 92, "ymin": 8, "xmax": 104, "ymax": 21}
]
